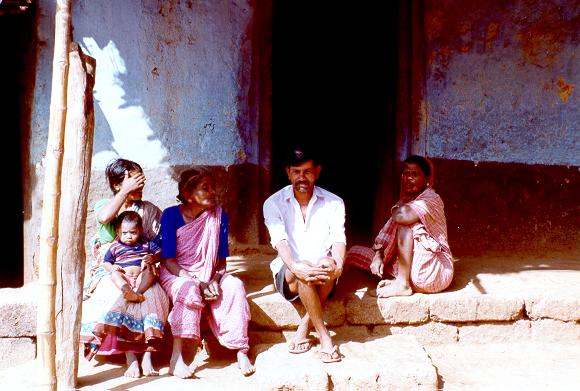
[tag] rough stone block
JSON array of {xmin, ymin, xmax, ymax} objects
[
  {"xmin": 248, "ymin": 330, "xmax": 285, "ymax": 346},
  {"xmin": 525, "ymin": 297, "xmax": 580, "ymax": 321},
  {"xmin": 374, "ymin": 322, "xmax": 459, "ymax": 345},
  {"xmin": 429, "ymin": 294, "xmax": 524, "ymax": 322},
  {"xmin": 0, "ymin": 285, "xmax": 38, "ymax": 337},
  {"xmin": 253, "ymin": 343, "xmax": 329, "ymax": 390},
  {"xmin": 325, "ymin": 335, "xmax": 437, "ymax": 390},
  {"xmin": 530, "ymin": 319, "xmax": 580, "ymax": 342},
  {"xmin": 249, "ymin": 291, "xmax": 345, "ymax": 329},
  {"xmin": 328, "ymin": 325, "xmax": 370, "ymax": 343},
  {"xmin": 0, "ymin": 338, "xmax": 36, "ymax": 369},
  {"xmin": 253, "ymin": 335, "xmax": 437, "ymax": 390},
  {"xmin": 458, "ymin": 320, "xmax": 531, "ymax": 344},
  {"xmin": 346, "ymin": 293, "xmax": 429, "ymax": 325}
]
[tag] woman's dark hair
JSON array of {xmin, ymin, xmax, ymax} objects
[
  {"xmin": 285, "ymin": 144, "xmax": 319, "ymax": 167},
  {"xmin": 177, "ymin": 168, "xmax": 210, "ymax": 203},
  {"xmin": 403, "ymin": 155, "xmax": 431, "ymax": 177},
  {"xmin": 114, "ymin": 210, "xmax": 143, "ymax": 232},
  {"xmin": 105, "ymin": 158, "xmax": 143, "ymax": 193}
]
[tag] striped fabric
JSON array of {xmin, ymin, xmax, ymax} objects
[
  {"xmin": 103, "ymin": 241, "xmax": 161, "ymax": 268},
  {"xmin": 346, "ymin": 187, "xmax": 454, "ymax": 293},
  {"xmin": 159, "ymin": 206, "xmax": 250, "ymax": 353}
]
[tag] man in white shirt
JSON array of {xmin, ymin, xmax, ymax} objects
[{"xmin": 263, "ymin": 146, "xmax": 346, "ymax": 363}]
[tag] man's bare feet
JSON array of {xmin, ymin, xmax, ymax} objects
[
  {"xmin": 141, "ymin": 352, "xmax": 159, "ymax": 377},
  {"xmin": 237, "ymin": 351, "xmax": 256, "ymax": 377},
  {"xmin": 123, "ymin": 289, "xmax": 145, "ymax": 303},
  {"xmin": 376, "ymin": 280, "xmax": 413, "ymax": 298},
  {"xmin": 124, "ymin": 352, "xmax": 141, "ymax": 378},
  {"xmin": 169, "ymin": 355, "xmax": 196, "ymax": 379}
]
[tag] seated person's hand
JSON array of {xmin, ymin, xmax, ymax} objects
[
  {"xmin": 200, "ymin": 279, "xmax": 220, "ymax": 301},
  {"xmin": 370, "ymin": 251, "xmax": 384, "ymax": 277},
  {"xmin": 318, "ymin": 257, "xmax": 342, "ymax": 280},
  {"xmin": 112, "ymin": 265, "xmax": 124, "ymax": 273},
  {"xmin": 292, "ymin": 260, "xmax": 331, "ymax": 284}
]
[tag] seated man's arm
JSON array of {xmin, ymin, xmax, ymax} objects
[
  {"xmin": 329, "ymin": 242, "xmax": 346, "ymax": 279},
  {"xmin": 275, "ymin": 239, "xmax": 329, "ymax": 284}
]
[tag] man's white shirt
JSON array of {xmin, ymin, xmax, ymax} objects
[{"xmin": 263, "ymin": 185, "xmax": 346, "ymax": 276}]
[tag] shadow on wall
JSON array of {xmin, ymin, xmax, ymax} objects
[
  {"xmin": 433, "ymin": 158, "xmax": 580, "ymax": 257},
  {"xmin": 167, "ymin": 164, "xmax": 270, "ymax": 245}
]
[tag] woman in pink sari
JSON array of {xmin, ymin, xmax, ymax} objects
[
  {"xmin": 158, "ymin": 168, "xmax": 255, "ymax": 378},
  {"xmin": 346, "ymin": 155, "xmax": 454, "ymax": 297}
]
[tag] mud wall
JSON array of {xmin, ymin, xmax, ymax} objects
[
  {"xmin": 25, "ymin": 0, "xmax": 271, "ymax": 282},
  {"xmin": 424, "ymin": 0, "xmax": 579, "ymax": 255}
]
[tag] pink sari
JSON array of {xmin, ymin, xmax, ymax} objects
[
  {"xmin": 346, "ymin": 187, "xmax": 454, "ymax": 293},
  {"xmin": 159, "ymin": 206, "xmax": 250, "ymax": 352}
]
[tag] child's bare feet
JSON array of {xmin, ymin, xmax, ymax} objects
[
  {"xmin": 124, "ymin": 352, "xmax": 141, "ymax": 378},
  {"xmin": 123, "ymin": 289, "xmax": 145, "ymax": 302}
]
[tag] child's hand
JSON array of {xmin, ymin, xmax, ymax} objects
[
  {"xmin": 113, "ymin": 265, "xmax": 124, "ymax": 273},
  {"xmin": 142, "ymin": 254, "xmax": 155, "ymax": 265},
  {"xmin": 141, "ymin": 260, "xmax": 158, "ymax": 277}
]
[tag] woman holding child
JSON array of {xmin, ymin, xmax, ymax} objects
[
  {"xmin": 158, "ymin": 168, "xmax": 255, "ymax": 378},
  {"xmin": 80, "ymin": 158, "xmax": 170, "ymax": 378}
]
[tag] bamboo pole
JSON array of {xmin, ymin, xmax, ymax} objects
[
  {"xmin": 37, "ymin": 1, "xmax": 72, "ymax": 390},
  {"xmin": 55, "ymin": 43, "xmax": 95, "ymax": 390}
]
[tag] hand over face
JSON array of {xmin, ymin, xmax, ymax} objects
[{"xmin": 121, "ymin": 170, "xmax": 146, "ymax": 194}]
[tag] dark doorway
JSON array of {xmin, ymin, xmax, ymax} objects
[
  {"xmin": 272, "ymin": 2, "xmax": 399, "ymax": 246},
  {"xmin": 0, "ymin": 3, "xmax": 36, "ymax": 287}
]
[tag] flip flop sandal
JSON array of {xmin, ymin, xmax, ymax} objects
[
  {"xmin": 319, "ymin": 345, "xmax": 342, "ymax": 363},
  {"xmin": 288, "ymin": 339, "xmax": 313, "ymax": 354}
]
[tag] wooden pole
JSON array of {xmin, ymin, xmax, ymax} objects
[
  {"xmin": 37, "ymin": 1, "xmax": 72, "ymax": 390},
  {"xmin": 55, "ymin": 42, "xmax": 95, "ymax": 390}
]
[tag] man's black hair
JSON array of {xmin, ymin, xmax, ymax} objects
[
  {"xmin": 404, "ymin": 155, "xmax": 431, "ymax": 177},
  {"xmin": 285, "ymin": 145, "xmax": 319, "ymax": 167}
]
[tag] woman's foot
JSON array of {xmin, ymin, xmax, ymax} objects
[
  {"xmin": 141, "ymin": 352, "xmax": 159, "ymax": 377},
  {"xmin": 124, "ymin": 352, "xmax": 141, "ymax": 378},
  {"xmin": 237, "ymin": 351, "xmax": 256, "ymax": 377},
  {"xmin": 376, "ymin": 280, "xmax": 413, "ymax": 298},
  {"xmin": 169, "ymin": 354, "xmax": 196, "ymax": 379}
]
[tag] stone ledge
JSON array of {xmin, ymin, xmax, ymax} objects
[
  {"xmin": 253, "ymin": 334, "xmax": 437, "ymax": 390},
  {"xmin": 428, "ymin": 293, "xmax": 524, "ymax": 322},
  {"xmin": 0, "ymin": 284, "xmax": 38, "ymax": 338},
  {"xmin": 0, "ymin": 338, "xmax": 36, "ymax": 369},
  {"xmin": 345, "ymin": 292, "xmax": 430, "ymax": 325},
  {"xmin": 525, "ymin": 297, "xmax": 580, "ymax": 321},
  {"xmin": 249, "ymin": 287, "xmax": 345, "ymax": 330}
]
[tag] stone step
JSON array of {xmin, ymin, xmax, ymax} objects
[
  {"xmin": 237, "ymin": 253, "xmax": 580, "ymax": 346},
  {"xmin": 2, "ymin": 252, "xmax": 579, "ymax": 371},
  {"xmin": 0, "ymin": 334, "xmax": 438, "ymax": 390},
  {"xmin": 0, "ymin": 284, "xmax": 38, "ymax": 369}
]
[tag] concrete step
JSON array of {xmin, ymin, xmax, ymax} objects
[
  {"xmin": 2, "ymin": 339, "xmax": 579, "ymax": 390},
  {"xmin": 1, "ymin": 249, "xmax": 579, "ymax": 388},
  {"xmin": 235, "ymin": 252, "xmax": 580, "ymax": 346},
  {"xmin": 0, "ymin": 335, "xmax": 438, "ymax": 390},
  {"xmin": 0, "ymin": 284, "xmax": 38, "ymax": 369}
]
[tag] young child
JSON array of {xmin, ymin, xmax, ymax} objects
[{"xmin": 103, "ymin": 211, "xmax": 161, "ymax": 303}]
